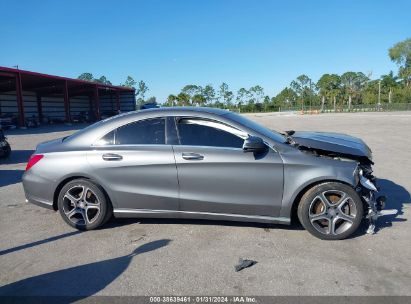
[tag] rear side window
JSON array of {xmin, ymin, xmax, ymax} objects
[
  {"xmin": 177, "ymin": 118, "xmax": 244, "ymax": 148},
  {"xmin": 95, "ymin": 118, "xmax": 165, "ymax": 146},
  {"xmin": 115, "ymin": 118, "xmax": 165, "ymax": 145}
]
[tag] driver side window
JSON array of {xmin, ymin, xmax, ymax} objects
[{"xmin": 176, "ymin": 118, "xmax": 245, "ymax": 148}]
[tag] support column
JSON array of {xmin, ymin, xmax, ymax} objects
[
  {"xmin": 36, "ymin": 94, "xmax": 43, "ymax": 123},
  {"xmin": 94, "ymin": 85, "xmax": 101, "ymax": 120},
  {"xmin": 63, "ymin": 80, "xmax": 71, "ymax": 123},
  {"xmin": 15, "ymin": 73, "xmax": 25, "ymax": 128},
  {"xmin": 115, "ymin": 90, "xmax": 120, "ymax": 113},
  {"xmin": 88, "ymin": 95, "xmax": 94, "ymax": 122}
]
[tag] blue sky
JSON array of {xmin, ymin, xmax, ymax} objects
[{"xmin": 1, "ymin": 0, "xmax": 410, "ymax": 102}]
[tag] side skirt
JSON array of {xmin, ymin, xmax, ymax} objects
[{"xmin": 113, "ymin": 208, "xmax": 291, "ymax": 225}]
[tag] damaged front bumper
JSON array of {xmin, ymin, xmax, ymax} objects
[{"xmin": 358, "ymin": 170, "xmax": 396, "ymax": 234}]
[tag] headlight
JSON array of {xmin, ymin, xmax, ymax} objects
[{"xmin": 359, "ymin": 169, "xmax": 378, "ymax": 191}]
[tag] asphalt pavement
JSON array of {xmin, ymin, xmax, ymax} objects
[{"xmin": 0, "ymin": 112, "xmax": 410, "ymax": 296}]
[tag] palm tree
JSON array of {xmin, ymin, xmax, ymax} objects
[{"xmin": 381, "ymin": 71, "xmax": 398, "ymax": 103}]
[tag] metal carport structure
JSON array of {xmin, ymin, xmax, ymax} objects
[{"xmin": 0, "ymin": 66, "xmax": 136, "ymax": 128}]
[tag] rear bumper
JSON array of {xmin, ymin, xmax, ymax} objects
[{"xmin": 22, "ymin": 170, "xmax": 56, "ymax": 211}]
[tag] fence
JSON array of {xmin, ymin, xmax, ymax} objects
[{"xmin": 278, "ymin": 103, "xmax": 411, "ymax": 114}]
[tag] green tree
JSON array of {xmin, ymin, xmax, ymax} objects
[
  {"xmin": 192, "ymin": 94, "xmax": 206, "ymax": 106},
  {"xmin": 122, "ymin": 76, "xmax": 137, "ymax": 89},
  {"xmin": 78, "ymin": 73, "xmax": 94, "ymax": 81},
  {"xmin": 341, "ymin": 72, "xmax": 368, "ymax": 109},
  {"xmin": 94, "ymin": 75, "xmax": 112, "ymax": 85},
  {"xmin": 177, "ymin": 92, "xmax": 190, "ymax": 106},
  {"xmin": 136, "ymin": 80, "xmax": 149, "ymax": 101},
  {"xmin": 202, "ymin": 84, "xmax": 215, "ymax": 105},
  {"xmin": 389, "ymin": 38, "xmax": 411, "ymax": 87},
  {"xmin": 290, "ymin": 75, "xmax": 312, "ymax": 110},
  {"xmin": 182, "ymin": 85, "xmax": 202, "ymax": 104},
  {"xmin": 249, "ymin": 85, "xmax": 264, "ymax": 104},
  {"xmin": 381, "ymin": 71, "xmax": 398, "ymax": 103},
  {"xmin": 316, "ymin": 74, "xmax": 341, "ymax": 111},
  {"xmin": 272, "ymin": 87, "xmax": 297, "ymax": 110},
  {"xmin": 166, "ymin": 94, "xmax": 177, "ymax": 106},
  {"xmin": 236, "ymin": 88, "xmax": 248, "ymax": 106},
  {"xmin": 263, "ymin": 95, "xmax": 271, "ymax": 111},
  {"xmin": 218, "ymin": 83, "xmax": 233, "ymax": 107}
]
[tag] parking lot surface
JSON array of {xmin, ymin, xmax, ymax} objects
[{"xmin": 0, "ymin": 112, "xmax": 410, "ymax": 296}]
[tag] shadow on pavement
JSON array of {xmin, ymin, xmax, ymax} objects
[
  {"xmin": 104, "ymin": 217, "xmax": 304, "ymax": 231},
  {"xmin": 376, "ymin": 178, "xmax": 410, "ymax": 232},
  {"xmin": 0, "ymin": 231, "xmax": 83, "ymax": 256},
  {"xmin": 4, "ymin": 124, "xmax": 89, "ymax": 136},
  {"xmin": 0, "ymin": 170, "xmax": 24, "ymax": 187},
  {"xmin": 0, "ymin": 150, "xmax": 34, "ymax": 165},
  {"xmin": 0, "ymin": 239, "xmax": 171, "ymax": 297},
  {"xmin": 103, "ymin": 178, "xmax": 409, "ymax": 238}
]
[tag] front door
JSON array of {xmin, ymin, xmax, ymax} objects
[{"xmin": 173, "ymin": 117, "xmax": 284, "ymax": 217}]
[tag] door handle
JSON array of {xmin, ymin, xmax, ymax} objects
[
  {"xmin": 102, "ymin": 153, "xmax": 123, "ymax": 161},
  {"xmin": 182, "ymin": 152, "xmax": 204, "ymax": 160}
]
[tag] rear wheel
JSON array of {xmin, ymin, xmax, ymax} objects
[
  {"xmin": 297, "ymin": 182, "xmax": 363, "ymax": 240},
  {"xmin": 2, "ymin": 144, "xmax": 11, "ymax": 158},
  {"xmin": 57, "ymin": 179, "xmax": 112, "ymax": 230}
]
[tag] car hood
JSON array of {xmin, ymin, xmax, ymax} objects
[{"xmin": 291, "ymin": 131, "xmax": 372, "ymax": 161}]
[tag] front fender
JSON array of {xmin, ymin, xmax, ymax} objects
[{"xmin": 279, "ymin": 151, "xmax": 358, "ymax": 218}]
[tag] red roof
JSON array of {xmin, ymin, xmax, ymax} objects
[{"xmin": 0, "ymin": 66, "xmax": 135, "ymax": 93}]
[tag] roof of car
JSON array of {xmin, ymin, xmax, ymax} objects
[{"xmin": 134, "ymin": 106, "xmax": 232, "ymax": 116}]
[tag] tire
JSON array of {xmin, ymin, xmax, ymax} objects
[
  {"xmin": 57, "ymin": 179, "xmax": 112, "ymax": 230},
  {"xmin": 1, "ymin": 144, "xmax": 11, "ymax": 158},
  {"xmin": 297, "ymin": 182, "xmax": 363, "ymax": 240},
  {"xmin": 4, "ymin": 144, "xmax": 11, "ymax": 158}
]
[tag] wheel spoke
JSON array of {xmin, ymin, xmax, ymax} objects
[
  {"xmin": 337, "ymin": 195, "xmax": 350, "ymax": 209},
  {"xmin": 64, "ymin": 193, "xmax": 78, "ymax": 205},
  {"xmin": 65, "ymin": 208, "xmax": 79, "ymax": 219},
  {"xmin": 319, "ymin": 193, "xmax": 333, "ymax": 208},
  {"xmin": 80, "ymin": 186, "xmax": 89, "ymax": 201},
  {"xmin": 337, "ymin": 212, "xmax": 354, "ymax": 223},
  {"xmin": 309, "ymin": 213, "xmax": 329, "ymax": 223},
  {"xmin": 79, "ymin": 209, "xmax": 90, "ymax": 224},
  {"xmin": 328, "ymin": 218, "xmax": 337, "ymax": 235},
  {"xmin": 86, "ymin": 202, "xmax": 100, "ymax": 210}
]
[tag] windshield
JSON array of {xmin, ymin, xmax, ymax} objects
[{"xmin": 223, "ymin": 112, "xmax": 286, "ymax": 143}]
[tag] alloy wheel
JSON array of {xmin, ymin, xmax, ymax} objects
[
  {"xmin": 308, "ymin": 190, "xmax": 357, "ymax": 236},
  {"xmin": 62, "ymin": 185, "xmax": 101, "ymax": 226}
]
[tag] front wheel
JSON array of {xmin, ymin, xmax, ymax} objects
[
  {"xmin": 57, "ymin": 179, "xmax": 112, "ymax": 230},
  {"xmin": 297, "ymin": 182, "xmax": 363, "ymax": 240}
]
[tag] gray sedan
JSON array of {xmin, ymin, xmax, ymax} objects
[{"xmin": 22, "ymin": 107, "xmax": 386, "ymax": 240}]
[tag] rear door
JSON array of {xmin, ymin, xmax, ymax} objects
[
  {"xmin": 87, "ymin": 117, "xmax": 179, "ymax": 211},
  {"xmin": 172, "ymin": 117, "xmax": 284, "ymax": 217}
]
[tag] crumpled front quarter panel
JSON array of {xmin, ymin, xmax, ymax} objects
[{"xmin": 279, "ymin": 150, "xmax": 358, "ymax": 218}]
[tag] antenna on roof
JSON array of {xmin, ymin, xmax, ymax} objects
[{"xmin": 12, "ymin": 65, "xmax": 19, "ymax": 69}]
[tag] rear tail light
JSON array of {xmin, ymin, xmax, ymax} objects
[{"xmin": 26, "ymin": 154, "xmax": 44, "ymax": 171}]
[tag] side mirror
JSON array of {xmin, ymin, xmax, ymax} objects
[{"xmin": 243, "ymin": 136, "xmax": 266, "ymax": 153}]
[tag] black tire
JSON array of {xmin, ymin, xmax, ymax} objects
[
  {"xmin": 297, "ymin": 182, "xmax": 363, "ymax": 240},
  {"xmin": 57, "ymin": 179, "xmax": 112, "ymax": 230},
  {"xmin": 2, "ymin": 144, "xmax": 11, "ymax": 158},
  {"xmin": 4, "ymin": 144, "xmax": 11, "ymax": 158}
]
